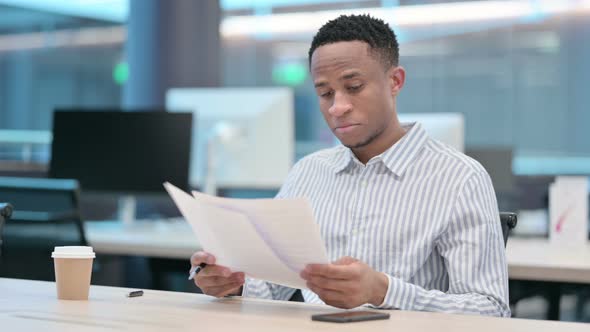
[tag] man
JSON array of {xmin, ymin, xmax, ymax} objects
[{"xmin": 191, "ymin": 14, "xmax": 510, "ymax": 317}]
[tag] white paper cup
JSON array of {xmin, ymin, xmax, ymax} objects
[{"xmin": 52, "ymin": 246, "xmax": 95, "ymax": 300}]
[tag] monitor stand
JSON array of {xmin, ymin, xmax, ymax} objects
[
  {"xmin": 118, "ymin": 195, "xmax": 137, "ymax": 225},
  {"xmin": 203, "ymin": 138, "xmax": 218, "ymax": 196}
]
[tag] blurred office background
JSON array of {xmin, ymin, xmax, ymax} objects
[{"xmin": 0, "ymin": 0, "xmax": 589, "ymax": 322}]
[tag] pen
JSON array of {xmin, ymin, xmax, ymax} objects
[
  {"xmin": 126, "ymin": 290, "xmax": 144, "ymax": 298},
  {"xmin": 188, "ymin": 263, "xmax": 207, "ymax": 280}
]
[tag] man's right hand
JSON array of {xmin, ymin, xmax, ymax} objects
[{"xmin": 190, "ymin": 251, "xmax": 245, "ymax": 297}]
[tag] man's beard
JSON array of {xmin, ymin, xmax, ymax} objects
[{"xmin": 342, "ymin": 128, "xmax": 383, "ymax": 149}]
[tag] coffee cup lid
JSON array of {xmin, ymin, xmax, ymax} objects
[{"xmin": 52, "ymin": 246, "xmax": 95, "ymax": 259}]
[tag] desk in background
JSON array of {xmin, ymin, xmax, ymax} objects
[
  {"xmin": 86, "ymin": 220, "xmax": 590, "ymax": 320},
  {"xmin": 86, "ymin": 220, "xmax": 198, "ymax": 259},
  {"xmin": 1, "ymin": 277, "xmax": 588, "ymax": 332},
  {"xmin": 506, "ymin": 239, "xmax": 590, "ymax": 284},
  {"xmin": 86, "ymin": 220, "xmax": 590, "ymax": 284},
  {"xmin": 506, "ymin": 238, "xmax": 590, "ymax": 320}
]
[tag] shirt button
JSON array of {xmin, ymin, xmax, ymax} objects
[{"xmin": 360, "ymin": 180, "xmax": 368, "ymax": 187}]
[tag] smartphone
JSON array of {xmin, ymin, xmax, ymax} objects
[{"xmin": 311, "ymin": 311, "xmax": 390, "ymax": 323}]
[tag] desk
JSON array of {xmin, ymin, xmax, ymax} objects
[
  {"xmin": 506, "ymin": 238, "xmax": 590, "ymax": 284},
  {"xmin": 506, "ymin": 239, "xmax": 590, "ymax": 320},
  {"xmin": 86, "ymin": 221, "xmax": 590, "ymax": 284},
  {"xmin": 0, "ymin": 129, "xmax": 51, "ymax": 162},
  {"xmin": 1, "ymin": 278, "xmax": 588, "ymax": 332},
  {"xmin": 86, "ymin": 220, "xmax": 199, "ymax": 259}
]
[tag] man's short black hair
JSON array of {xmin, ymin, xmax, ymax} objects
[{"xmin": 308, "ymin": 14, "xmax": 399, "ymax": 69}]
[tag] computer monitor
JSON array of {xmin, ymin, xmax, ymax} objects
[
  {"xmin": 49, "ymin": 110, "xmax": 192, "ymax": 193},
  {"xmin": 397, "ymin": 113, "xmax": 465, "ymax": 152},
  {"xmin": 166, "ymin": 88, "xmax": 294, "ymax": 191}
]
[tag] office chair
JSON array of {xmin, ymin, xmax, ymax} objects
[
  {"xmin": 0, "ymin": 177, "xmax": 87, "ymax": 280},
  {"xmin": 289, "ymin": 212, "xmax": 518, "ymax": 303},
  {"xmin": 0, "ymin": 203, "xmax": 13, "ymax": 257},
  {"xmin": 500, "ymin": 212, "xmax": 518, "ymax": 247}
]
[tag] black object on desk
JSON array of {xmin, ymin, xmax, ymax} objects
[
  {"xmin": 126, "ymin": 290, "xmax": 144, "ymax": 298},
  {"xmin": 312, "ymin": 311, "xmax": 390, "ymax": 323}
]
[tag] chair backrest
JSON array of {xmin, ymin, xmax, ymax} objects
[
  {"xmin": 0, "ymin": 176, "xmax": 86, "ymax": 242},
  {"xmin": 0, "ymin": 177, "xmax": 87, "ymax": 280},
  {"xmin": 0, "ymin": 177, "xmax": 81, "ymax": 226},
  {"xmin": 0, "ymin": 176, "xmax": 86, "ymax": 241},
  {"xmin": 0, "ymin": 176, "xmax": 80, "ymax": 212},
  {"xmin": 499, "ymin": 212, "xmax": 518, "ymax": 247},
  {"xmin": 0, "ymin": 203, "xmax": 13, "ymax": 257}
]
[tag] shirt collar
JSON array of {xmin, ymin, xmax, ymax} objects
[
  {"xmin": 332, "ymin": 147, "xmax": 355, "ymax": 174},
  {"xmin": 331, "ymin": 122, "xmax": 428, "ymax": 177}
]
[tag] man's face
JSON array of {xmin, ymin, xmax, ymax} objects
[{"xmin": 310, "ymin": 41, "xmax": 403, "ymax": 150}]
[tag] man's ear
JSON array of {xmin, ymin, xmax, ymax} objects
[{"xmin": 388, "ymin": 66, "xmax": 405, "ymax": 97}]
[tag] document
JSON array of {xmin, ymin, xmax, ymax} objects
[{"xmin": 164, "ymin": 182, "xmax": 329, "ymax": 289}]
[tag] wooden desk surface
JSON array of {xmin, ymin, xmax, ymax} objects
[
  {"xmin": 86, "ymin": 221, "xmax": 590, "ymax": 283},
  {"xmin": 1, "ymin": 278, "xmax": 588, "ymax": 332}
]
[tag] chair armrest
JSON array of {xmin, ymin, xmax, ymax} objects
[{"xmin": 0, "ymin": 203, "xmax": 13, "ymax": 219}]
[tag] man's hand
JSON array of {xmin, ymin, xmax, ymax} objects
[
  {"xmin": 190, "ymin": 251, "xmax": 245, "ymax": 297},
  {"xmin": 300, "ymin": 256, "xmax": 388, "ymax": 309}
]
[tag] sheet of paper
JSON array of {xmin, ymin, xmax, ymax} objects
[
  {"xmin": 192, "ymin": 190, "xmax": 330, "ymax": 272},
  {"xmin": 164, "ymin": 183, "xmax": 327, "ymax": 289}
]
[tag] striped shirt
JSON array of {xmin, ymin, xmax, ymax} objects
[{"xmin": 243, "ymin": 122, "xmax": 510, "ymax": 317}]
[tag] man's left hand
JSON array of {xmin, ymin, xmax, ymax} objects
[{"xmin": 300, "ymin": 256, "xmax": 389, "ymax": 309}]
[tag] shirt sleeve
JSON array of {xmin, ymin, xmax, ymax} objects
[
  {"xmin": 373, "ymin": 171, "xmax": 511, "ymax": 317},
  {"xmin": 242, "ymin": 277, "xmax": 297, "ymax": 301}
]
